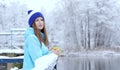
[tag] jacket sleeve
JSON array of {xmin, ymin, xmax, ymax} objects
[
  {"xmin": 26, "ymin": 35, "xmax": 43, "ymax": 62},
  {"xmin": 32, "ymin": 53, "xmax": 58, "ymax": 70},
  {"xmin": 26, "ymin": 35, "xmax": 58, "ymax": 70}
]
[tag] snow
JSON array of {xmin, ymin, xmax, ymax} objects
[
  {"xmin": 0, "ymin": 56, "xmax": 23, "ymax": 59},
  {"xmin": 10, "ymin": 67, "xmax": 22, "ymax": 70},
  {"xmin": 65, "ymin": 50, "xmax": 120, "ymax": 58},
  {"xmin": 10, "ymin": 28, "xmax": 26, "ymax": 31},
  {"xmin": 0, "ymin": 49, "xmax": 24, "ymax": 54},
  {"xmin": 0, "ymin": 32, "xmax": 11, "ymax": 35}
]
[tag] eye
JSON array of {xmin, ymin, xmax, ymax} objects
[
  {"xmin": 35, "ymin": 19, "xmax": 39, "ymax": 22},
  {"xmin": 36, "ymin": 19, "xmax": 39, "ymax": 21},
  {"xmin": 40, "ymin": 19, "xmax": 44, "ymax": 21}
]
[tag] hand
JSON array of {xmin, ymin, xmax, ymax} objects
[
  {"xmin": 51, "ymin": 49, "xmax": 61, "ymax": 56},
  {"xmin": 50, "ymin": 46, "xmax": 62, "ymax": 56}
]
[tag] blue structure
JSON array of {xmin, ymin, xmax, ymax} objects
[{"xmin": 0, "ymin": 58, "xmax": 23, "ymax": 63}]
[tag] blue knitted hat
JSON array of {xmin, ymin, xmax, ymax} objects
[{"xmin": 28, "ymin": 10, "xmax": 44, "ymax": 27}]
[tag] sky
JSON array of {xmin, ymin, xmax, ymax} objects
[
  {"xmin": 1, "ymin": 0, "xmax": 120, "ymax": 11},
  {"xmin": 0, "ymin": 0, "xmax": 60, "ymax": 11},
  {"xmin": 22, "ymin": 0, "xmax": 59, "ymax": 11}
]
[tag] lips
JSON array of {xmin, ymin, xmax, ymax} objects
[{"xmin": 39, "ymin": 25, "xmax": 43, "ymax": 27}]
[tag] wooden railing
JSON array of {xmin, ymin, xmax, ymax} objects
[{"xmin": 0, "ymin": 28, "xmax": 26, "ymax": 49}]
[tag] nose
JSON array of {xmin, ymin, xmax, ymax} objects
[{"xmin": 38, "ymin": 20, "xmax": 43, "ymax": 24}]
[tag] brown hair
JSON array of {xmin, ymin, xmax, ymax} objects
[{"xmin": 32, "ymin": 21, "xmax": 49, "ymax": 47}]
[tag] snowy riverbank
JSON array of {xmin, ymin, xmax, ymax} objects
[{"xmin": 64, "ymin": 50, "xmax": 120, "ymax": 58}]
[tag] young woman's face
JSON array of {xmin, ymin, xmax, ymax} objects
[{"xmin": 34, "ymin": 17, "xmax": 44, "ymax": 30}]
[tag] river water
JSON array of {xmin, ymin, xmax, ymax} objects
[{"xmin": 57, "ymin": 56, "xmax": 120, "ymax": 70}]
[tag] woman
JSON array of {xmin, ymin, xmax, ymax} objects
[{"xmin": 23, "ymin": 10, "xmax": 59, "ymax": 70}]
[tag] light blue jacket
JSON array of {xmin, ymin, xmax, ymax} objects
[{"xmin": 23, "ymin": 27, "xmax": 58, "ymax": 70}]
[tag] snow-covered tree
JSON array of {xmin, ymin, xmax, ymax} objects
[
  {"xmin": 0, "ymin": 0, "xmax": 28, "ymax": 31},
  {"xmin": 49, "ymin": 0, "xmax": 120, "ymax": 51}
]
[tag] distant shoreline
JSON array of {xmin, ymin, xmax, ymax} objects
[{"xmin": 61, "ymin": 50, "xmax": 120, "ymax": 57}]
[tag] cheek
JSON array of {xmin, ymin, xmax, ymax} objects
[
  {"xmin": 35, "ymin": 23, "xmax": 38, "ymax": 26},
  {"xmin": 41, "ymin": 22, "xmax": 44, "ymax": 27},
  {"xmin": 41, "ymin": 22, "xmax": 44, "ymax": 25},
  {"xmin": 43, "ymin": 23, "xmax": 45, "ymax": 26},
  {"xmin": 35, "ymin": 22, "xmax": 40, "ymax": 28}
]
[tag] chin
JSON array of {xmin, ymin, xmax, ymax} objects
[{"xmin": 40, "ymin": 27, "xmax": 43, "ymax": 30}]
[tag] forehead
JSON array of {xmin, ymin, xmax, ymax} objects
[{"xmin": 36, "ymin": 17, "xmax": 44, "ymax": 20}]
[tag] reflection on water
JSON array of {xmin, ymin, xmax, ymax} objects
[{"xmin": 57, "ymin": 56, "xmax": 120, "ymax": 70}]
